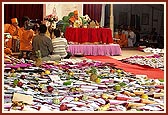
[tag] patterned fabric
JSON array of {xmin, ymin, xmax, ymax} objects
[{"xmin": 52, "ymin": 37, "xmax": 68, "ymax": 58}]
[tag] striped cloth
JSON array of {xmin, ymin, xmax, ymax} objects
[{"xmin": 52, "ymin": 37, "xmax": 68, "ymax": 58}]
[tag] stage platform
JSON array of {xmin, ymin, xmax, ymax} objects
[{"xmin": 67, "ymin": 44, "xmax": 122, "ymax": 56}]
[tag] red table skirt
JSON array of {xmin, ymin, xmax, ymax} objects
[{"xmin": 65, "ymin": 27, "xmax": 113, "ymax": 44}]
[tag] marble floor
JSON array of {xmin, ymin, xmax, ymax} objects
[{"xmin": 111, "ymin": 48, "xmax": 153, "ymax": 60}]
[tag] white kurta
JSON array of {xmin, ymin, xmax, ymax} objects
[{"xmin": 128, "ymin": 31, "xmax": 136, "ymax": 47}]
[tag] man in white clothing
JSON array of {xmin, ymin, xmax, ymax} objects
[
  {"xmin": 52, "ymin": 28, "xmax": 72, "ymax": 59},
  {"xmin": 128, "ymin": 27, "xmax": 136, "ymax": 47}
]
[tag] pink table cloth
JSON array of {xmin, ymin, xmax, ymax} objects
[{"xmin": 67, "ymin": 44, "xmax": 122, "ymax": 56}]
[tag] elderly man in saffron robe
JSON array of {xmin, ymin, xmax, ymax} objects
[
  {"xmin": 4, "ymin": 18, "xmax": 21, "ymax": 50},
  {"xmin": 69, "ymin": 10, "xmax": 82, "ymax": 28}
]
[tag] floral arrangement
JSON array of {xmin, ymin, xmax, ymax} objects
[
  {"xmin": 44, "ymin": 14, "xmax": 58, "ymax": 22},
  {"xmin": 82, "ymin": 14, "xmax": 91, "ymax": 25}
]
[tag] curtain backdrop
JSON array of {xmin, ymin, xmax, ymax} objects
[
  {"xmin": 4, "ymin": 4, "xmax": 43, "ymax": 27},
  {"xmin": 4, "ymin": 4, "xmax": 102, "ymax": 26},
  {"xmin": 83, "ymin": 4, "xmax": 102, "ymax": 23}
]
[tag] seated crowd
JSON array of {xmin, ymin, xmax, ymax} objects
[
  {"xmin": 4, "ymin": 16, "xmax": 71, "ymax": 62},
  {"xmin": 113, "ymin": 25, "xmax": 137, "ymax": 48},
  {"xmin": 113, "ymin": 25, "xmax": 161, "ymax": 48},
  {"xmin": 4, "ymin": 10, "xmax": 107, "ymax": 61},
  {"xmin": 4, "ymin": 12, "xmax": 160, "ymax": 62}
]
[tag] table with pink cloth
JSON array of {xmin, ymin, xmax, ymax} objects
[{"xmin": 67, "ymin": 44, "xmax": 122, "ymax": 56}]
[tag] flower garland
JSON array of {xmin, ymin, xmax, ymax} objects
[{"xmin": 44, "ymin": 14, "xmax": 58, "ymax": 22}]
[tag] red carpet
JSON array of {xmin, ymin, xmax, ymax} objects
[{"xmin": 85, "ymin": 56, "xmax": 164, "ymax": 79}]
